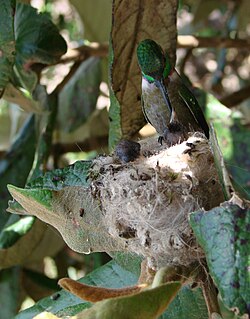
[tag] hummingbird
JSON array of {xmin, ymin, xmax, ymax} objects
[{"xmin": 137, "ymin": 39, "xmax": 209, "ymax": 145}]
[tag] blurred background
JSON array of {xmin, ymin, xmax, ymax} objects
[{"xmin": 0, "ymin": 0, "xmax": 249, "ymax": 316}]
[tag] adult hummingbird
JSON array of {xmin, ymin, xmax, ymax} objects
[{"xmin": 137, "ymin": 39, "xmax": 209, "ymax": 145}]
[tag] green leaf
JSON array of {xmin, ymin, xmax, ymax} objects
[
  {"xmin": 190, "ymin": 202, "xmax": 250, "ymax": 316},
  {"xmin": 58, "ymin": 57, "xmax": 101, "ymax": 133},
  {"xmin": 0, "ymin": 0, "xmax": 16, "ymax": 96},
  {"xmin": 7, "ymin": 183, "xmax": 126, "ymax": 254},
  {"xmin": 27, "ymin": 160, "xmax": 92, "ymax": 190},
  {"xmin": 0, "ymin": 215, "xmax": 35, "ymax": 249},
  {"xmin": 0, "ymin": 115, "xmax": 36, "ymax": 229},
  {"xmin": 109, "ymin": 251, "xmax": 143, "ymax": 277},
  {"xmin": 228, "ymin": 118, "xmax": 250, "ymax": 200},
  {"xmin": 14, "ymin": 3, "xmax": 67, "ymax": 92},
  {"xmin": 15, "ymin": 260, "xmax": 138, "ymax": 318},
  {"xmin": 209, "ymin": 125, "xmax": 232, "ymax": 201},
  {"xmin": 160, "ymin": 285, "xmax": 208, "ymax": 319},
  {"xmin": 8, "ymin": 185, "xmax": 53, "ymax": 210},
  {"xmin": 206, "ymin": 95, "xmax": 250, "ymax": 200}
]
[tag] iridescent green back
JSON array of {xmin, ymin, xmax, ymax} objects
[{"xmin": 137, "ymin": 39, "xmax": 165, "ymax": 79}]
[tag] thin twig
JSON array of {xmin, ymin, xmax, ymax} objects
[{"xmin": 52, "ymin": 61, "xmax": 82, "ymax": 94}]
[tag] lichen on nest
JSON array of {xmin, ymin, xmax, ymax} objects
[{"xmin": 91, "ymin": 134, "xmax": 225, "ymax": 269}]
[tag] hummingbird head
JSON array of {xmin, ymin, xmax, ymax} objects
[{"xmin": 137, "ymin": 39, "xmax": 171, "ymax": 83}]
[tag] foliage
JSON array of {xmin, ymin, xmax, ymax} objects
[{"xmin": 0, "ymin": 0, "xmax": 249, "ymax": 318}]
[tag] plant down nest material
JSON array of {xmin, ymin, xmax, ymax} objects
[{"xmin": 90, "ymin": 134, "xmax": 225, "ymax": 269}]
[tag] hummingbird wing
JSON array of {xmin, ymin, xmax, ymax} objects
[
  {"xmin": 178, "ymin": 82, "xmax": 209, "ymax": 139},
  {"xmin": 141, "ymin": 96, "xmax": 153, "ymax": 126}
]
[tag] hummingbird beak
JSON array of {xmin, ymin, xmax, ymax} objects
[{"xmin": 155, "ymin": 79, "xmax": 175, "ymax": 123}]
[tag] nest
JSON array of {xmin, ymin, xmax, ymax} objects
[{"xmin": 90, "ymin": 134, "xmax": 225, "ymax": 270}]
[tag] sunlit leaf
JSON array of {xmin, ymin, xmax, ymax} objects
[
  {"xmin": 14, "ymin": 3, "xmax": 67, "ymax": 92},
  {"xmin": 7, "ymin": 182, "xmax": 126, "ymax": 254},
  {"xmin": 27, "ymin": 160, "xmax": 92, "ymax": 190},
  {"xmin": 0, "ymin": 215, "xmax": 34, "ymax": 249}
]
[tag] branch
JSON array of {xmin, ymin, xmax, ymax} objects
[
  {"xmin": 0, "ymin": 136, "xmax": 108, "ymax": 159},
  {"xmin": 56, "ymin": 36, "xmax": 250, "ymax": 66},
  {"xmin": 52, "ymin": 61, "xmax": 82, "ymax": 94},
  {"xmin": 177, "ymin": 36, "xmax": 250, "ymax": 49},
  {"xmin": 52, "ymin": 136, "xmax": 108, "ymax": 155},
  {"xmin": 219, "ymin": 84, "xmax": 250, "ymax": 108},
  {"xmin": 59, "ymin": 42, "xmax": 109, "ymax": 64}
]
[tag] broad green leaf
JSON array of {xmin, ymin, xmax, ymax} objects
[
  {"xmin": 190, "ymin": 202, "xmax": 250, "ymax": 316},
  {"xmin": 0, "ymin": 267, "xmax": 21, "ymax": 318},
  {"xmin": 160, "ymin": 285, "xmax": 208, "ymax": 319},
  {"xmin": 109, "ymin": 251, "xmax": 142, "ymax": 277},
  {"xmin": 0, "ymin": 115, "xmax": 36, "ymax": 229},
  {"xmin": 110, "ymin": 1, "xmax": 178, "ymax": 140},
  {"xmin": 14, "ymin": 3, "xmax": 67, "ymax": 92},
  {"xmin": 1, "ymin": 2, "xmax": 67, "ymax": 96},
  {"xmin": 206, "ymin": 94, "xmax": 250, "ymax": 200},
  {"xmin": 16, "ymin": 259, "xmax": 208, "ymax": 319},
  {"xmin": 0, "ymin": 0, "xmax": 16, "ymax": 96},
  {"xmin": 58, "ymin": 57, "xmax": 101, "ymax": 133},
  {"xmin": 7, "ymin": 184, "xmax": 126, "ymax": 254},
  {"xmin": 27, "ymin": 160, "xmax": 92, "ymax": 190},
  {"xmin": 209, "ymin": 125, "xmax": 232, "ymax": 201},
  {"xmin": 227, "ymin": 118, "xmax": 250, "ymax": 200},
  {"xmin": 15, "ymin": 260, "xmax": 138, "ymax": 318},
  {"xmin": 0, "ymin": 215, "xmax": 34, "ymax": 249},
  {"xmin": 75, "ymin": 281, "xmax": 181, "ymax": 319}
]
